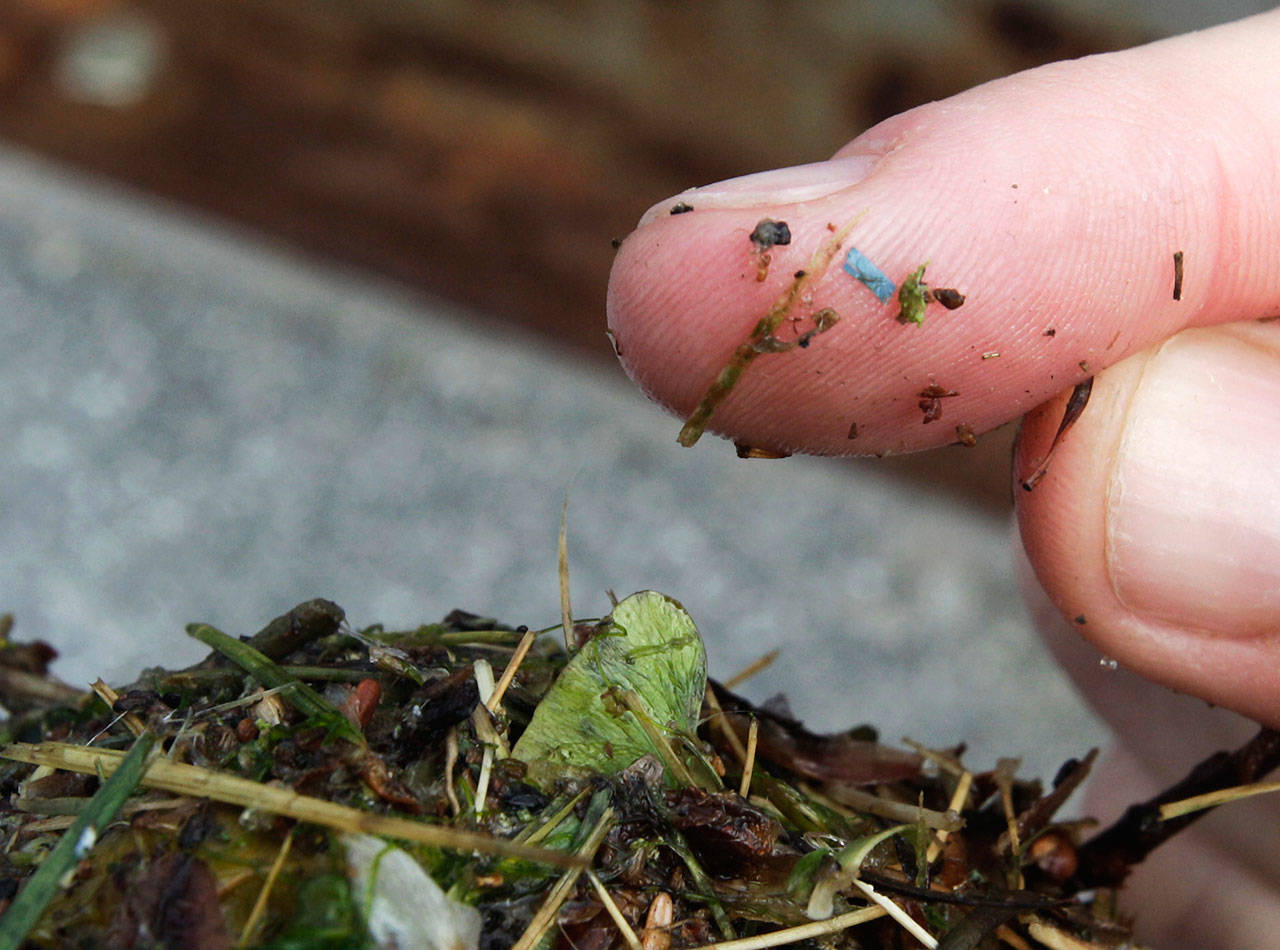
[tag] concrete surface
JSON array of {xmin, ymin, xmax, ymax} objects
[{"xmin": 0, "ymin": 147, "xmax": 1106, "ymax": 779}]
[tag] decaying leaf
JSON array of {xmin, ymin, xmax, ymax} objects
[{"xmin": 512, "ymin": 591, "xmax": 707, "ymax": 787}]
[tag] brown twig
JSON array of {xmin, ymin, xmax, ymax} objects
[{"xmin": 1071, "ymin": 726, "xmax": 1280, "ymax": 888}]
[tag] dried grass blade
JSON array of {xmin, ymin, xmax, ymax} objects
[
  {"xmin": 0, "ymin": 733, "xmax": 157, "ymax": 950},
  {"xmin": 927, "ymin": 770, "xmax": 973, "ymax": 863},
  {"xmin": 1158, "ymin": 778, "xmax": 1280, "ymax": 821},
  {"xmin": 739, "ymin": 717, "xmax": 759, "ymax": 798},
  {"xmin": 723, "ymin": 649, "xmax": 780, "ymax": 691},
  {"xmin": 852, "ymin": 879, "xmax": 937, "ymax": 948},
  {"xmin": 512, "ymin": 807, "xmax": 613, "ymax": 950},
  {"xmin": 237, "ymin": 826, "xmax": 294, "ymax": 948},
  {"xmin": 559, "ymin": 498, "xmax": 573, "ymax": 652},
  {"xmin": 90, "ymin": 680, "xmax": 145, "ymax": 737},
  {"xmin": 704, "ymin": 685, "xmax": 748, "ymax": 764},
  {"xmin": 696, "ymin": 905, "xmax": 885, "ymax": 949},
  {"xmin": 0, "ymin": 742, "xmax": 583, "ymax": 869},
  {"xmin": 586, "ymin": 870, "xmax": 643, "ymax": 950},
  {"xmin": 489, "ymin": 628, "xmax": 537, "ymax": 712}
]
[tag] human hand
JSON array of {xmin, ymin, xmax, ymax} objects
[{"xmin": 607, "ymin": 11, "xmax": 1280, "ymax": 946}]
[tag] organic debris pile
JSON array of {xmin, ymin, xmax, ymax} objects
[{"xmin": 0, "ymin": 597, "xmax": 1276, "ymax": 949}]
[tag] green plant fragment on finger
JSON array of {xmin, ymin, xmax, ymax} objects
[{"xmin": 896, "ymin": 264, "xmax": 931, "ymax": 325}]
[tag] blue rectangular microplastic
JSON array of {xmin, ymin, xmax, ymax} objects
[{"xmin": 843, "ymin": 247, "xmax": 895, "ymax": 303}]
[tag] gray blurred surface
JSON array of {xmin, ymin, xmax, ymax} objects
[{"xmin": 0, "ymin": 148, "xmax": 1105, "ymax": 778}]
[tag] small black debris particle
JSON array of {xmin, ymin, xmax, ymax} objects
[
  {"xmin": 932, "ymin": 288, "xmax": 966, "ymax": 310},
  {"xmin": 847, "ymin": 421, "xmax": 859, "ymax": 440},
  {"xmin": 1173, "ymin": 250, "xmax": 1184, "ymax": 300},
  {"xmin": 1044, "ymin": 328, "xmax": 1057, "ymax": 337},
  {"xmin": 794, "ymin": 270, "xmax": 807, "ymax": 279},
  {"xmin": 610, "ymin": 237, "xmax": 622, "ymax": 250},
  {"xmin": 670, "ymin": 202, "xmax": 694, "ymax": 215},
  {"xmin": 1074, "ymin": 615, "xmax": 1087, "ymax": 625},
  {"xmin": 749, "ymin": 219, "xmax": 791, "ymax": 250}
]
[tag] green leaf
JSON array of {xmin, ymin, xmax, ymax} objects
[{"xmin": 512, "ymin": 591, "xmax": 707, "ymax": 788}]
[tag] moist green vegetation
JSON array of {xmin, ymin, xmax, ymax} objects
[{"xmin": 0, "ymin": 592, "xmax": 1244, "ymax": 948}]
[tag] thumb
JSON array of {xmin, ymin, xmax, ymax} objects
[
  {"xmin": 1017, "ymin": 321, "xmax": 1280, "ymax": 727},
  {"xmin": 607, "ymin": 11, "xmax": 1280, "ymax": 457}
]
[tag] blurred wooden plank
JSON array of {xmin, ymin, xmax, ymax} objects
[{"xmin": 0, "ymin": 0, "xmax": 1142, "ymax": 507}]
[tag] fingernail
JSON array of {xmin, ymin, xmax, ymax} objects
[
  {"xmin": 638, "ymin": 154, "xmax": 880, "ymax": 226},
  {"xmin": 1105, "ymin": 329, "xmax": 1280, "ymax": 636}
]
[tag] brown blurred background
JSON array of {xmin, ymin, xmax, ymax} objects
[{"xmin": 0, "ymin": 0, "xmax": 1149, "ymax": 507}]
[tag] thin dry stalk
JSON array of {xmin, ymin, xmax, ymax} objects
[
  {"xmin": 518, "ymin": 789, "xmax": 589, "ymax": 846},
  {"xmin": 994, "ymin": 758, "xmax": 1024, "ymax": 889},
  {"xmin": 488, "ymin": 628, "xmax": 537, "ymax": 712},
  {"xmin": 927, "ymin": 770, "xmax": 973, "ymax": 864},
  {"xmin": 616, "ymin": 690, "xmax": 695, "ymax": 788},
  {"xmin": 90, "ymin": 680, "xmax": 145, "ymax": 737},
  {"xmin": 471, "ymin": 660, "xmax": 499, "ymax": 818},
  {"xmin": 512, "ymin": 807, "xmax": 614, "ymax": 950},
  {"xmin": 14, "ymin": 797, "xmax": 190, "ymax": 833},
  {"xmin": 739, "ymin": 718, "xmax": 759, "ymax": 798},
  {"xmin": 237, "ymin": 826, "xmax": 294, "ymax": 948},
  {"xmin": 722, "ymin": 650, "xmax": 780, "ymax": 691},
  {"xmin": 704, "ymin": 686, "xmax": 748, "ymax": 764},
  {"xmin": 586, "ymin": 870, "xmax": 643, "ymax": 950},
  {"xmin": 0, "ymin": 742, "xmax": 583, "ymax": 869},
  {"xmin": 558, "ymin": 499, "xmax": 573, "ymax": 653},
  {"xmin": 806, "ymin": 784, "xmax": 961, "ymax": 832},
  {"xmin": 851, "ymin": 879, "xmax": 936, "ymax": 949},
  {"xmin": 1158, "ymin": 779, "xmax": 1280, "ymax": 820},
  {"xmin": 216, "ymin": 869, "xmax": 257, "ymax": 899},
  {"xmin": 696, "ymin": 904, "xmax": 885, "ymax": 949},
  {"xmin": 902, "ymin": 738, "xmax": 966, "ymax": 778}
]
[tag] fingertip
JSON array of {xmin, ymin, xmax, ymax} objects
[{"xmin": 611, "ymin": 12, "xmax": 1280, "ymax": 457}]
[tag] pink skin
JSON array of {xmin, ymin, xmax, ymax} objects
[
  {"xmin": 609, "ymin": 15, "xmax": 1280, "ymax": 457},
  {"xmin": 608, "ymin": 11, "xmax": 1280, "ymax": 946}
]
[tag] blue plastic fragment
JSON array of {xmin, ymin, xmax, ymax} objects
[{"xmin": 843, "ymin": 247, "xmax": 895, "ymax": 303}]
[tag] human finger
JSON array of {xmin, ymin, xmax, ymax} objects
[
  {"xmin": 1015, "ymin": 321, "xmax": 1280, "ymax": 725},
  {"xmin": 607, "ymin": 12, "xmax": 1280, "ymax": 456}
]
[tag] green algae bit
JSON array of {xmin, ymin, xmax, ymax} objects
[
  {"xmin": 896, "ymin": 263, "xmax": 931, "ymax": 325},
  {"xmin": 512, "ymin": 591, "xmax": 708, "ymax": 789}
]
